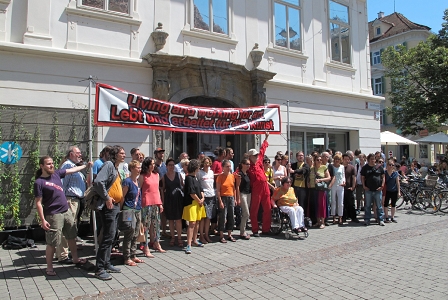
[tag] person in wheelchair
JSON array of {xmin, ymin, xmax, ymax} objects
[{"xmin": 272, "ymin": 177, "xmax": 308, "ymax": 234}]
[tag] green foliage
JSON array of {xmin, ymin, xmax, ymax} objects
[{"xmin": 382, "ymin": 9, "xmax": 448, "ymax": 135}]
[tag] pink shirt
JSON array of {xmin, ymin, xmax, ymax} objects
[{"xmin": 141, "ymin": 172, "xmax": 162, "ymax": 207}]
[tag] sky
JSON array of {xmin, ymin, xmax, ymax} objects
[{"xmin": 367, "ymin": 0, "xmax": 447, "ymax": 34}]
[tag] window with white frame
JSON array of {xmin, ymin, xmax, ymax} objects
[
  {"xmin": 193, "ymin": 0, "xmax": 228, "ymax": 35},
  {"xmin": 81, "ymin": 0, "xmax": 130, "ymax": 14},
  {"xmin": 373, "ymin": 77, "xmax": 383, "ymax": 95},
  {"xmin": 273, "ymin": 0, "xmax": 301, "ymax": 51},
  {"xmin": 373, "ymin": 51, "xmax": 381, "ymax": 64},
  {"xmin": 329, "ymin": 0, "xmax": 351, "ymax": 64}
]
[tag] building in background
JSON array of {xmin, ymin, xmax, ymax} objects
[
  {"xmin": 0, "ymin": 1, "xmax": 382, "ymax": 223},
  {"xmin": 368, "ymin": 11, "xmax": 431, "ymax": 163}
]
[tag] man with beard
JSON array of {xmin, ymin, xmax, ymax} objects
[
  {"xmin": 34, "ymin": 156, "xmax": 90, "ymax": 276},
  {"xmin": 56, "ymin": 146, "xmax": 88, "ymax": 263}
]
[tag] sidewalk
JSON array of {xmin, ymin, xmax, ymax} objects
[{"xmin": 0, "ymin": 210, "xmax": 447, "ymax": 300}]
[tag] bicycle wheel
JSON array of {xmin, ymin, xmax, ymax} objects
[
  {"xmin": 413, "ymin": 190, "xmax": 427, "ymax": 211},
  {"xmin": 396, "ymin": 187, "xmax": 408, "ymax": 208},
  {"xmin": 415, "ymin": 190, "xmax": 437, "ymax": 213},
  {"xmin": 437, "ymin": 190, "xmax": 448, "ymax": 213}
]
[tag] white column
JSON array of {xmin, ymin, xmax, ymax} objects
[{"xmin": 23, "ymin": 0, "xmax": 52, "ymax": 46}]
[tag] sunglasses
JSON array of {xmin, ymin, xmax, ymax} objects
[
  {"xmin": 388, "ymin": 163, "xmax": 394, "ymax": 166},
  {"xmin": 377, "ymin": 161, "xmax": 384, "ymax": 163},
  {"xmin": 316, "ymin": 159, "xmax": 322, "ymax": 161},
  {"xmin": 264, "ymin": 161, "xmax": 270, "ymax": 164}
]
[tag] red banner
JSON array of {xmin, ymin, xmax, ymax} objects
[{"xmin": 95, "ymin": 83, "xmax": 281, "ymax": 134}]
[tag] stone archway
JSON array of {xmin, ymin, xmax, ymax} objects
[{"xmin": 144, "ymin": 53, "xmax": 276, "ymax": 158}]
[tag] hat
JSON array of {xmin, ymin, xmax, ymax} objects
[
  {"xmin": 154, "ymin": 147, "xmax": 165, "ymax": 154},
  {"xmin": 248, "ymin": 149, "xmax": 258, "ymax": 156}
]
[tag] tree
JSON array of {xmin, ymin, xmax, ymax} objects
[{"xmin": 382, "ymin": 9, "xmax": 448, "ymax": 135}]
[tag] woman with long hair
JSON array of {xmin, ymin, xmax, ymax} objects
[
  {"xmin": 139, "ymin": 157, "xmax": 165, "ymax": 257},
  {"xmin": 182, "ymin": 159, "xmax": 207, "ymax": 254},
  {"xmin": 273, "ymin": 154, "xmax": 287, "ymax": 187},
  {"xmin": 161, "ymin": 157, "xmax": 184, "ymax": 247},
  {"xmin": 309, "ymin": 154, "xmax": 331, "ymax": 229}
]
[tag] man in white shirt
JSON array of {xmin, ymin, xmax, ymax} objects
[{"xmin": 355, "ymin": 153, "xmax": 367, "ymax": 213}]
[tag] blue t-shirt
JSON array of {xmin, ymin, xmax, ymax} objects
[
  {"xmin": 385, "ymin": 170, "xmax": 399, "ymax": 192},
  {"xmin": 122, "ymin": 177, "xmax": 142, "ymax": 210},
  {"xmin": 34, "ymin": 169, "xmax": 69, "ymax": 215},
  {"xmin": 92, "ymin": 158, "xmax": 105, "ymax": 175}
]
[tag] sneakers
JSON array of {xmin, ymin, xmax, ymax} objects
[
  {"xmin": 106, "ymin": 265, "xmax": 121, "ymax": 273},
  {"xmin": 252, "ymin": 233, "xmax": 260, "ymax": 237},
  {"xmin": 379, "ymin": 221, "xmax": 385, "ymax": 226},
  {"xmin": 391, "ymin": 218, "xmax": 397, "ymax": 223},
  {"xmin": 185, "ymin": 245, "xmax": 192, "ymax": 254},
  {"xmin": 384, "ymin": 218, "xmax": 391, "ymax": 223},
  {"xmin": 364, "ymin": 220, "xmax": 370, "ymax": 226},
  {"xmin": 95, "ymin": 270, "xmax": 112, "ymax": 281},
  {"xmin": 356, "ymin": 209, "xmax": 360, "ymax": 215}
]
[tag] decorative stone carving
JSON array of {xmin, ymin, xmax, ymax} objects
[
  {"xmin": 250, "ymin": 43, "xmax": 264, "ymax": 69},
  {"xmin": 151, "ymin": 22, "xmax": 169, "ymax": 52}
]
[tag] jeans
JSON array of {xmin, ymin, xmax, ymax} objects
[
  {"xmin": 364, "ymin": 190, "xmax": 384, "ymax": 222},
  {"xmin": 95, "ymin": 203, "xmax": 120, "ymax": 272},
  {"xmin": 218, "ymin": 196, "xmax": 235, "ymax": 232}
]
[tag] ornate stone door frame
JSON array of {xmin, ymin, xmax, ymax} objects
[{"xmin": 143, "ymin": 53, "xmax": 276, "ymax": 158}]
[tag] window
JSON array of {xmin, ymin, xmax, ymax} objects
[
  {"xmin": 329, "ymin": 1, "xmax": 351, "ymax": 64},
  {"xmin": 193, "ymin": 0, "xmax": 228, "ymax": 35},
  {"xmin": 373, "ymin": 51, "xmax": 381, "ymax": 65},
  {"xmin": 273, "ymin": 0, "xmax": 301, "ymax": 51},
  {"xmin": 81, "ymin": 0, "xmax": 130, "ymax": 14},
  {"xmin": 373, "ymin": 77, "xmax": 383, "ymax": 95},
  {"xmin": 375, "ymin": 26, "xmax": 381, "ymax": 36}
]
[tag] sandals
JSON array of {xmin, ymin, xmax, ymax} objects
[
  {"xmin": 143, "ymin": 248, "xmax": 155, "ymax": 258},
  {"xmin": 177, "ymin": 238, "xmax": 184, "ymax": 248},
  {"xmin": 239, "ymin": 234, "xmax": 250, "ymax": 240},
  {"xmin": 46, "ymin": 270, "xmax": 56, "ymax": 276},
  {"xmin": 220, "ymin": 237, "xmax": 227, "ymax": 243},
  {"xmin": 319, "ymin": 224, "xmax": 325, "ymax": 229},
  {"xmin": 169, "ymin": 238, "xmax": 175, "ymax": 247},
  {"xmin": 153, "ymin": 243, "xmax": 167, "ymax": 253},
  {"xmin": 125, "ymin": 260, "xmax": 137, "ymax": 266},
  {"xmin": 227, "ymin": 236, "xmax": 236, "ymax": 242}
]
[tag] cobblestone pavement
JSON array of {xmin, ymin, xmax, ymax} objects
[{"xmin": 1, "ymin": 209, "xmax": 447, "ymax": 300}]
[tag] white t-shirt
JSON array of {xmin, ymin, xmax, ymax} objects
[
  {"xmin": 333, "ymin": 165, "xmax": 345, "ymax": 186},
  {"xmin": 197, "ymin": 169, "xmax": 215, "ymax": 197}
]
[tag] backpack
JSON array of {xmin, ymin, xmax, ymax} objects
[{"xmin": 2, "ymin": 235, "xmax": 35, "ymax": 250}]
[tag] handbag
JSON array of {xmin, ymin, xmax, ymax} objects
[
  {"xmin": 118, "ymin": 209, "xmax": 136, "ymax": 231},
  {"xmin": 315, "ymin": 173, "xmax": 328, "ymax": 191},
  {"xmin": 117, "ymin": 186, "xmax": 139, "ymax": 231},
  {"xmin": 84, "ymin": 186, "xmax": 104, "ymax": 211}
]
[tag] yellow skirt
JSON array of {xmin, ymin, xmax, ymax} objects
[{"xmin": 182, "ymin": 199, "xmax": 206, "ymax": 221}]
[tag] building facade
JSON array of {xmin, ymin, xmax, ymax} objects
[
  {"xmin": 0, "ymin": 0, "xmax": 381, "ymax": 164},
  {"xmin": 369, "ymin": 11, "xmax": 431, "ymax": 163}
]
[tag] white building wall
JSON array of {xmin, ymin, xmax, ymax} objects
[{"xmin": 0, "ymin": 0, "xmax": 382, "ymax": 159}]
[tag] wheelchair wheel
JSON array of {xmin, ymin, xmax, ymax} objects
[{"xmin": 270, "ymin": 207, "xmax": 283, "ymax": 235}]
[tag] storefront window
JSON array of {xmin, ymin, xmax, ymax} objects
[
  {"xmin": 306, "ymin": 132, "xmax": 325, "ymax": 155},
  {"xmin": 290, "ymin": 131, "xmax": 304, "ymax": 162},
  {"xmin": 328, "ymin": 133, "xmax": 346, "ymax": 154}
]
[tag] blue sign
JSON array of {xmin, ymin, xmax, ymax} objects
[{"xmin": 0, "ymin": 142, "xmax": 23, "ymax": 164}]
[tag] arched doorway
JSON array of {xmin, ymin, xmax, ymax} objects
[{"xmin": 173, "ymin": 96, "xmax": 237, "ymax": 162}]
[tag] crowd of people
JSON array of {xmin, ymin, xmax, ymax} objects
[{"xmin": 34, "ymin": 136, "xmax": 444, "ymax": 280}]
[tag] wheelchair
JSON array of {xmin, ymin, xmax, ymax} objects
[{"xmin": 270, "ymin": 206, "xmax": 309, "ymax": 239}]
